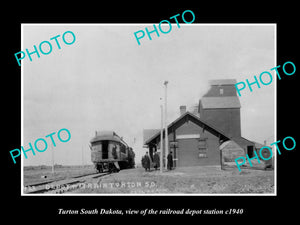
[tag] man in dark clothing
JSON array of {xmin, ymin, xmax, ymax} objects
[
  {"xmin": 142, "ymin": 151, "xmax": 151, "ymax": 171},
  {"xmin": 167, "ymin": 151, "xmax": 173, "ymax": 170},
  {"xmin": 153, "ymin": 149, "xmax": 160, "ymax": 170}
]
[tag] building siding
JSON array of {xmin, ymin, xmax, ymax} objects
[
  {"xmin": 167, "ymin": 120, "xmax": 221, "ymax": 167},
  {"xmin": 203, "ymin": 84, "xmax": 238, "ymax": 97},
  {"xmin": 200, "ymin": 108, "xmax": 241, "ymax": 138},
  {"xmin": 198, "ymin": 80, "xmax": 241, "ymax": 139}
]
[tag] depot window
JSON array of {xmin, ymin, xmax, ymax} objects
[
  {"xmin": 220, "ymin": 88, "xmax": 224, "ymax": 95},
  {"xmin": 198, "ymin": 138, "xmax": 207, "ymax": 158}
]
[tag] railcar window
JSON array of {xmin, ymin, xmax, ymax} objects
[{"xmin": 121, "ymin": 145, "xmax": 126, "ymax": 153}]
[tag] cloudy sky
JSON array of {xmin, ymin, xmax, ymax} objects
[{"xmin": 22, "ymin": 24, "xmax": 275, "ymax": 166}]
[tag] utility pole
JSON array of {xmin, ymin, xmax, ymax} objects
[
  {"xmin": 82, "ymin": 145, "xmax": 84, "ymax": 167},
  {"xmin": 164, "ymin": 81, "xmax": 169, "ymax": 170},
  {"xmin": 160, "ymin": 104, "xmax": 164, "ymax": 173},
  {"xmin": 51, "ymin": 142, "xmax": 54, "ymax": 174}
]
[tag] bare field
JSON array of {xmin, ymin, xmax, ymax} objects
[
  {"xmin": 23, "ymin": 165, "xmax": 96, "ymax": 186},
  {"xmin": 71, "ymin": 165, "xmax": 275, "ymax": 194}
]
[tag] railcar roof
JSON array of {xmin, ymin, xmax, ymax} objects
[{"xmin": 90, "ymin": 131, "xmax": 128, "ymax": 146}]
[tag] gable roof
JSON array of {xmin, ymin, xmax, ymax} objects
[
  {"xmin": 143, "ymin": 129, "xmax": 160, "ymax": 144},
  {"xmin": 144, "ymin": 112, "xmax": 231, "ymax": 145},
  {"xmin": 200, "ymin": 96, "xmax": 241, "ymax": 109},
  {"xmin": 231, "ymin": 136, "xmax": 255, "ymax": 149},
  {"xmin": 231, "ymin": 136, "xmax": 266, "ymax": 150},
  {"xmin": 209, "ymin": 79, "xmax": 237, "ymax": 86}
]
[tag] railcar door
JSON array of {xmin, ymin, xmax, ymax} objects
[{"xmin": 102, "ymin": 141, "xmax": 109, "ymax": 159}]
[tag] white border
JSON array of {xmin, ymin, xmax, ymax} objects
[
  {"xmin": 21, "ymin": 24, "xmax": 24, "ymax": 196},
  {"xmin": 21, "ymin": 23, "xmax": 277, "ymax": 196}
]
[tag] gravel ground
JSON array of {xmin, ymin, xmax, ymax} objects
[
  {"xmin": 71, "ymin": 165, "xmax": 275, "ymax": 194},
  {"xmin": 23, "ymin": 165, "xmax": 96, "ymax": 186}
]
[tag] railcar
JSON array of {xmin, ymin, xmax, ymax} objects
[{"xmin": 90, "ymin": 131, "xmax": 135, "ymax": 173}]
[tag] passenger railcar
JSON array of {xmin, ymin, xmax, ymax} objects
[{"xmin": 90, "ymin": 131, "xmax": 135, "ymax": 173}]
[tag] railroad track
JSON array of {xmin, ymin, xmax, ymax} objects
[{"xmin": 24, "ymin": 172, "xmax": 110, "ymax": 194}]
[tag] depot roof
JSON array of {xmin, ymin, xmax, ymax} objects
[{"xmin": 144, "ymin": 111, "xmax": 231, "ymax": 145}]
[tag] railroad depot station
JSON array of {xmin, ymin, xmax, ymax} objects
[{"xmin": 143, "ymin": 79, "xmax": 272, "ymax": 168}]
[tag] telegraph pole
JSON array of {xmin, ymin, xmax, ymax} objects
[
  {"xmin": 164, "ymin": 81, "xmax": 169, "ymax": 170},
  {"xmin": 82, "ymin": 145, "xmax": 84, "ymax": 167},
  {"xmin": 51, "ymin": 142, "xmax": 54, "ymax": 174},
  {"xmin": 160, "ymin": 104, "xmax": 164, "ymax": 173}
]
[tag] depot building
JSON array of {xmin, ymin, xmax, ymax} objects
[{"xmin": 143, "ymin": 79, "xmax": 267, "ymax": 168}]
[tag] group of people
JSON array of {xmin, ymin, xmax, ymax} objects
[{"xmin": 141, "ymin": 150, "xmax": 173, "ymax": 171}]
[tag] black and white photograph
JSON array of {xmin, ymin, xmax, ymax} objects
[
  {"xmin": 21, "ymin": 24, "xmax": 276, "ymax": 195},
  {"xmin": 4, "ymin": 5, "xmax": 298, "ymax": 221}
]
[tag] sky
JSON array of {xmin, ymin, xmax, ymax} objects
[{"xmin": 22, "ymin": 24, "xmax": 275, "ymax": 166}]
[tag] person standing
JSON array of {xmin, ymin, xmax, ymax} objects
[
  {"xmin": 142, "ymin": 151, "xmax": 151, "ymax": 171},
  {"xmin": 153, "ymin": 149, "xmax": 160, "ymax": 170},
  {"xmin": 167, "ymin": 151, "xmax": 173, "ymax": 170}
]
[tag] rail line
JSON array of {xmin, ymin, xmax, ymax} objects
[
  {"xmin": 24, "ymin": 172, "xmax": 110, "ymax": 194},
  {"xmin": 24, "ymin": 172, "xmax": 99, "ymax": 188}
]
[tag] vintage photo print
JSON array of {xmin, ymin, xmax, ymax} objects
[{"xmin": 21, "ymin": 24, "xmax": 276, "ymax": 196}]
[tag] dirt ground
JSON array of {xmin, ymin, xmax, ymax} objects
[
  {"xmin": 71, "ymin": 165, "xmax": 275, "ymax": 195},
  {"xmin": 23, "ymin": 165, "xmax": 96, "ymax": 186}
]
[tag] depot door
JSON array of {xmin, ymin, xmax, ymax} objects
[
  {"xmin": 177, "ymin": 138, "xmax": 199, "ymax": 167},
  {"xmin": 247, "ymin": 146, "xmax": 254, "ymax": 158}
]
